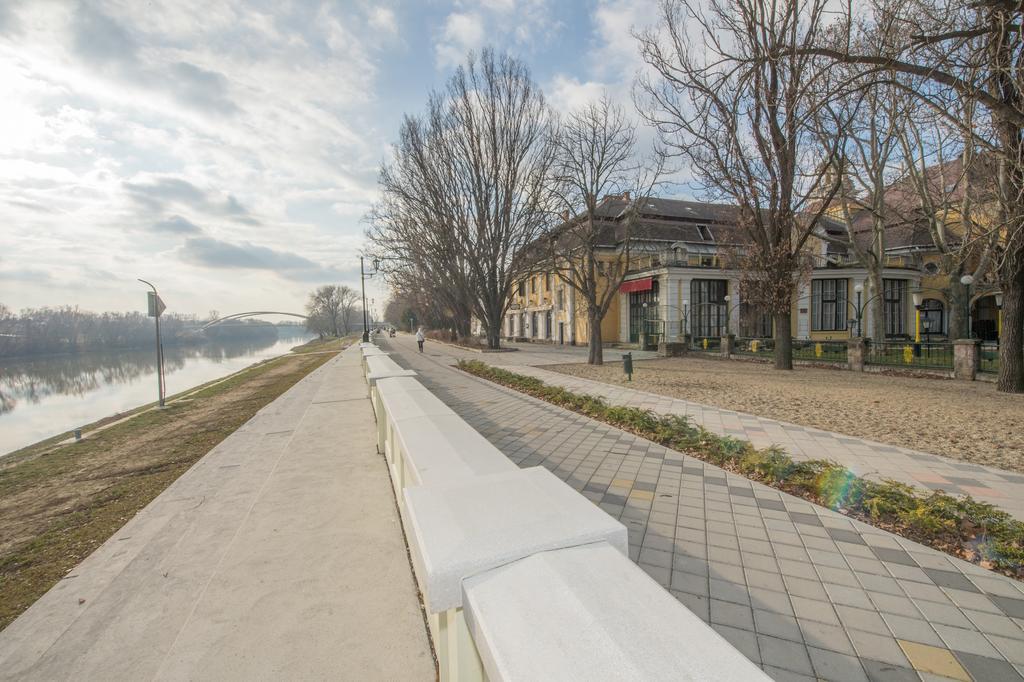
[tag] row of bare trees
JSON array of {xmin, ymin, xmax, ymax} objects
[
  {"xmin": 367, "ymin": 49, "xmax": 661, "ymax": 363},
  {"xmin": 635, "ymin": 0, "xmax": 1023, "ymax": 392}
]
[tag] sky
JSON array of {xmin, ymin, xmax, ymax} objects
[{"xmin": 0, "ymin": 0, "xmax": 667, "ymax": 319}]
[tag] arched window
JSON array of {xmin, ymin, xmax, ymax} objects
[{"xmin": 920, "ymin": 299, "xmax": 944, "ymax": 339}]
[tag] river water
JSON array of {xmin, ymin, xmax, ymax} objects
[{"xmin": 0, "ymin": 331, "xmax": 314, "ymax": 457}]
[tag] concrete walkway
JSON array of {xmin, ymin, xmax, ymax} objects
[
  {"xmin": 386, "ymin": 334, "xmax": 1024, "ymax": 682},
  {"xmin": 422, "ymin": 338, "xmax": 1024, "ymax": 521},
  {"xmin": 0, "ymin": 346, "xmax": 433, "ymax": 681}
]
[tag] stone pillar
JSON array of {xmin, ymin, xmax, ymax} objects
[
  {"xmin": 665, "ymin": 275, "xmax": 681, "ymax": 342},
  {"xmin": 721, "ymin": 334, "xmax": 734, "ymax": 358},
  {"xmin": 953, "ymin": 339, "xmax": 979, "ymax": 381},
  {"xmin": 847, "ymin": 337, "xmax": 866, "ymax": 372},
  {"xmin": 566, "ymin": 287, "xmax": 576, "ymax": 345}
]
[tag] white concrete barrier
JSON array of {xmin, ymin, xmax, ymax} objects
[
  {"xmin": 374, "ymin": 377, "xmax": 455, "ymax": 457},
  {"xmin": 463, "ymin": 541, "xmax": 769, "ymax": 681},
  {"xmin": 403, "ymin": 467, "xmax": 628, "ymax": 614},
  {"xmin": 389, "ymin": 413, "xmax": 517, "ymax": 493},
  {"xmin": 364, "ymin": 352, "xmax": 767, "ymax": 682}
]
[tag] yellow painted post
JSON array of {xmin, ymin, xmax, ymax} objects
[
  {"xmin": 915, "ymin": 309, "xmax": 921, "ymax": 343},
  {"xmin": 998, "ymin": 309, "xmax": 1002, "ymax": 338}
]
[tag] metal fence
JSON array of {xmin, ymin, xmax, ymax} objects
[
  {"xmin": 865, "ymin": 341, "xmax": 953, "ymax": 370},
  {"xmin": 732, "ymin": 337, "xmax": 775, "ymax": 357},
  {"xmin": 980, "ymin": 343, "xmax": 1000, "ymax": 374},
  {"xmin": 689, "ymin": 336, "xmax": 721, "ymax": 352},
  {"xmin": 791, "ymin": 339, "xmax": 848, "ymax": 363}
]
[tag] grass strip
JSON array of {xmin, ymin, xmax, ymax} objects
[
  {"xmin": 0, "ymin": 340, "xmax": 350, "ymax": 632},
  {"xmin": 458, "ymin": 359, "xmax": 1023, "ymax": 580}
]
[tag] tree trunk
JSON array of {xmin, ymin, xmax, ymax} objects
[
  {"xmin": 773, "ymin": 311, "xmax": 793, "ymax": 370},
  {"xmin": 485, "ymin": 308, "xmax": 502, "ymax": 350},
  {"xmin": 993, "ymin": 101, "xmax": 1024, "ymax": 393},
  {"xmin": 588, "ymin": 312, "xmax": 604, "ymax": 365},
  {"xmin": 997, "ymin": 262, "xmax": 1024, "ymax": 392},
  {"xmin": 945, "ymin": 269, "xmax": 968, "ymax": 340}
]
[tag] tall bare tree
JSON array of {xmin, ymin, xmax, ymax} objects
[
  {"xmin": 637, "ymin": 0, "xmax": 846, "ymax": 369},
  {"xmin": 368, "ymin": 49, "xmax": 555, "ymax": 349},
  {"xmin": 795, "ymin": 0, "xmax": 1024, "ymax": 390},
  {"xmin": 305, "ymin": 285, "xmax": 359, "ymax": 337},
  {"xmin": 542, "ymin": 97, "xmax": 663, "ymax": 365},
  {"xmin": 812, "ymin": 77, "xmax": 910, "ymax": 342}
]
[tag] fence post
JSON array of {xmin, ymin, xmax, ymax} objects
[
  {"xmin": 847, "ymin": 337, "xmax": 866, "ymax": 372},
  {"xmin": 720, "ymin": 334, "xmax": 734, "ymax": 358},
  {"xmin": 953, "ymin": 339, "xmax": 979, "ymax": 381}
]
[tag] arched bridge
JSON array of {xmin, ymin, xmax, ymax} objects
[{"xmin": 200, "ymin": 311, "xmax": 307, "ymax": 330}]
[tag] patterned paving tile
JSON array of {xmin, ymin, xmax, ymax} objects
[
  {"xmin": 382, "ymin": 336, "xmax": 1024, "ymax": 681},
  {"xmin": 502, "ymin": 362, "xmax": 1024, "ymax": 521}
]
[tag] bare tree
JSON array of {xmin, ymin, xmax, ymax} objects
[
  {"xmin": 895, "ymin": 98, "xmax": 996, "ymax": 340},
  {"xmin": 637, "ymin": 0, "xmax": 846, "ymax": 369},
  {"xmin": 795, "ymin": 0, "xmax": 1024, "ymax": 390},
  {"xmin": 368, "ymin": 49, "xmax": 555, "ymax": 349},
  {"xmin": 542, "ymin": 97, "xmax": 663, "ymax": 364},
  {"xmin": 812, "ymin": 77, "xmax": 910, "ymax": 342},
  {"xmin": 305, "ymin": 285, "xmax": 358, "ymax": 337}
]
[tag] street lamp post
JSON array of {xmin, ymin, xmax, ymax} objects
[
  {"xmin": 853, "ymin": 283, "xmax": 863, "ymax": 337},
  {"xmin": 137, "ymin": 279, "xmax": 166, "ymax": 407},
  {"xmin": 996, "ymin": 292, "xmax": 1004, "ymax": 338},
  {"xmin": 912, "ymin": 289, "xmax": 923, "ymax": 340},
  {"xmin": 360, "ymin": 256, "xmax": 380, "ymax": 343},
  {"xmin": 960, "ymin": 274, "xmax": 974, "ymax": 339}
]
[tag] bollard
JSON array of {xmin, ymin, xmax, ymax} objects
[{"xmin": 623, "ymin": 352, "xmax": 633, "ymax": 381}]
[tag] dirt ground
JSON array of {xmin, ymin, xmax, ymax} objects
[
  {"xmin": 0, "ymin": 346, "xmax": 339, "ymax": 631},
  {"xmin": 548, "ymin": 356, "xmax": 1024, "ymax": 473}
]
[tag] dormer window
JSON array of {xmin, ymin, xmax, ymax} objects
[{"xmin": 697, "ymin": 224, "xmax": 713, "ymax": 241}]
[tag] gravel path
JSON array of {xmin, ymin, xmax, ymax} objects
[{"xmin": 548, "ymin": 356, "xmax": 1024, "ymax": 473}]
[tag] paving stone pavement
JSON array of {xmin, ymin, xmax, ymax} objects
[
  {"xmin": 384, "ymin": 335, "xmax": 1024, "ymax": 682},
  {"xmin": 414, "ymin": 337, "xmax": 1024, "ymax": 521},
  {"xmin": 503, "ymin": 364, "xmax": 1024, "ymax": 523}
]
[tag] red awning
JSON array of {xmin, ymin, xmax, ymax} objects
[{"xmin": 620, "ymin": 277, "xmax": 654, "ymax": 294}]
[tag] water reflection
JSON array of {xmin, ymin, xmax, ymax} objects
[
  {"xmin": 0, "ymin": 331, "xmax": 313, "ymax": 454},
  {"xmin": 0, "ymin": 337, "xmax": 294, "ymax": 415}
]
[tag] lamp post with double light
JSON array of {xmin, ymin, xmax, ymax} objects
[{"xmin": 360, "ymin": 256, "xmax": 380, "ymax": 343}]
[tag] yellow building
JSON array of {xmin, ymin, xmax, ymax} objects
[{"xmin": 501, "ymin": 193, "xmax": 997, "ymax": 349}]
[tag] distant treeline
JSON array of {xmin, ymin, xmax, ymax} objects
[{"xmin": 0, "ymin": 304, "xmax": 303, "ymax": 359}]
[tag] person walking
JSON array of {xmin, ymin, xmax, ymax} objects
[{"xmin": 415, "ymin": 327, "xmax": 425, "ymax": 353}]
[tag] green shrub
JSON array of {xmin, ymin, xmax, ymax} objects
[
  {"xmin": 814, "ymin": 466, "xmax": 866, "ymax": 510},
  {"xmin": 738, "ymin": 447, "xmax": 795, "ymax": 483}
]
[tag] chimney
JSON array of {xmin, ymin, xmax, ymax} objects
[
  {"xmin": 561, "ymin": 210, "xmax": 569, "ymax": 221},
  {"xmin": 622, "ymin": 191, "xmax": 631, "ymax": 201}
]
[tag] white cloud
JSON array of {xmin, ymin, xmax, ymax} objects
[
  {"xmin": 368, "ymin": 7, "xmax": 399, "ymax": 35},
  {"xmin": 0, "ymin": 0, "xmax": 396, "ymax": 314},
  {"xmin": 591, "ymin": 0, "xmax": 659, "ymax": 81},
  {"xmin": 434, "ymin": 0, "xmax": 561, "ymax": 69},
  {"xmin": 436, "ymin": 12, "xmax": 486, "ymax": 68},
  {"xmin": 546, "ymin": 75, "xmax": 608, "ymax": 114}
]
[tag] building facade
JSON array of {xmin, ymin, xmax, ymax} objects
[{"xmin": 500, "ymin": 195, "xmax": 996, "ymax": 348}]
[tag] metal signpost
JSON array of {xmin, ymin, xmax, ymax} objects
[{"xmin": 139, "ymin": 279, "xmax": 167, "ymax": 407}]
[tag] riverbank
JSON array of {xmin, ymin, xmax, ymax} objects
[{"xmin": 0, "ymin": 336, "xmax": 352, "ymax": 631}]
